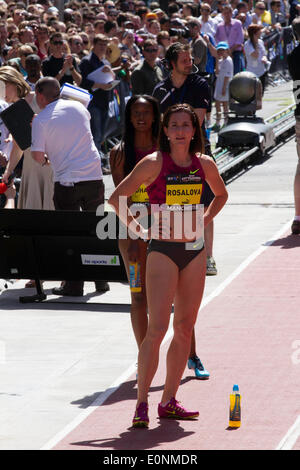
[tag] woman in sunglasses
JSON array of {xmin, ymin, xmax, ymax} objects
[{"xmin": 41, "ymin": 32, "xmax": 82, "ymax": 86}]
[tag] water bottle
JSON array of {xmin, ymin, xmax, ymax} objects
[
  {"xmin": 229, "ymin": 384, "xmax": 241, "ymax": 428},
  {"xmin": 129, "ymin": 262, "xmax": 141, "ymax": 293}
]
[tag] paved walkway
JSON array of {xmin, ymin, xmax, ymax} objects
[{"xmin": 51, "ymin": 225, "xmax": 300, "ymax": 451}]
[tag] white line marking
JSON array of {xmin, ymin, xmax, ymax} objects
[
  {"xmin": 41, "ymin": 220, "xmax": 293, "ymax": 450},
  {"xmin": 40, "ymin": 362, "xmax": 137, "ymax": 450},
  {"xmin": 276, "ymin": 415, "xmax": 300, "ymax": 450}
]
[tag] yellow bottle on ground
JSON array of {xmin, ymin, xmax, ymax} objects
[
  {"xmin": 129, "ymin": 262, "xmax": 142, "ymax": 293},
  {"xmin": 229, "ymin": 384, "xmax": 241, "ymax": 428}
]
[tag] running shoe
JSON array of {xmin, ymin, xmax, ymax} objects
[
  {"xmin": 206, "ymin": 256, "xmax": 217, "ymax": 276},
  {"xmin": 188, "ymin": 355, "xmax": 210, "ymax": 379},
  {"xmin": 158, "ymin": 397, "xmax": 199, "ymax": 420},
  {"xmin": 132, "ymin": 402, "xmax": 149, "ymax": 428},
  {"xmin": 291, "ymin": 220, "xmax": 300, "ymax": 235}
]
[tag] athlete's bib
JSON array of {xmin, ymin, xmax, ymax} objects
[
  {"xmin": 165, "ymin": 174, "xmax": 203, "ymax": 206},
  {"xmin": 131, "ymin": 184, "xmax": 149, "ymax": 204}
]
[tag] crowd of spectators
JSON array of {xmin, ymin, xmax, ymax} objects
[{"xmin": 0, "ymin": 0, "xmax": 297, "ymax": 179}]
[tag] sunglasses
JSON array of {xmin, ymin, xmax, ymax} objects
[
  {"xmin": 73, "ymin": 41, "xmax": 82, "ymax": 45},
  {"xmin": 256, "ymin": 6, "xmax": 265, "ymax": 9},
  {"xmin": 22, "ymin": 52, "xmax": 32, "ymax": 57},
  {"xmin": 52, "ymin": 40, "xmax": 63, "ymax": 45},
  {"xmin": 144, "ymin": 48, "xmax": 158, "ymax": 53},
  {"xmin": 201, "ymin": 8, "xmax": 210, "ymax": 12}
]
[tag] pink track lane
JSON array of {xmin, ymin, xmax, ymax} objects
[{"xmin": 53, "ymin": 232, "xmax": 300, "ymax": 450}]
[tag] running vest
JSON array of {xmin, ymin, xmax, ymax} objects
[
  {"xmin": 146, "ymin": 152, "xmax": 206, "ymax": 206},
  {"xmin": 131, "ymin": 145, "xmax": 156, "ymax": 204}
]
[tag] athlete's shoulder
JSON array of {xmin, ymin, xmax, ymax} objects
[
  {"xmin": 135, "ymin": 151, "xmax": 162, "ymax": 186},
  {"xmin": 143, "ymin": 150, "xmax": 163, "ymax": 164}
]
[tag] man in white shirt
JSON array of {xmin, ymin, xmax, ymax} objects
[
  {"xmin": 199, "ymin": 3, "xmax": 218, "ymax": 37},
  {"xmin": 31, "ymin": 76, "xmax": 109, "ymax": 296}
]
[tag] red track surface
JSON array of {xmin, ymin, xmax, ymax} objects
[{"xmin": 53, "ymin": 231, "xmax": 300, "ymax": 450}]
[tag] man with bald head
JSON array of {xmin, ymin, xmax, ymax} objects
[{"xmin": 31, "ymin": 77, "xmax": 109, "ymax": 296}]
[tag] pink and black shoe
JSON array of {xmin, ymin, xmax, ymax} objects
[
  {"xmin": 158, "ymin": 397, "xmax": 199, "ymax": 420},
  {"xmin": 132, "ymin": 402, "xmax": 149, "ymax": 428}
]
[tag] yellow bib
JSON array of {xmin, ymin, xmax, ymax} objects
[
  {"xmin": 165, "ymin": 174, "xmax": 203, "ymax": 206},
  {"xmin": 131, "ymin": 183, "xmax": 149, "ymax": 203}
]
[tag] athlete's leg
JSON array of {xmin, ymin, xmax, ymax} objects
[
  {"xmin": 136, "ymin": 250, "xmax": 178, "ymax": 406},
  {"xmin": 118, "ymin": 238, "xmax": 148, "ymax": 348},
  {"xmin": 161, "ymin": 249, "xmax": 206, "ymax": 404}
]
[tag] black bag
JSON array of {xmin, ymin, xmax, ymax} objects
[{"xmin": 0, "ymin": 98, "xmax": 34, "ymax": 150}]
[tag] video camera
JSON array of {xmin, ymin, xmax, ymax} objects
[{"xmin": 169, "ymin": 27, "xmax": 190, "ymax": 39}]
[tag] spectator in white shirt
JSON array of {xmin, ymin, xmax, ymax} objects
[
  {"xmin": 244, "ymin": 24, "xmax": 269, "ymax": 93},
  {"xmin": 32, "ymin": 77, "xmax": 109, "ymax": 297},
  {"xmin": 199, "ymin": 3, "xmax": 218, "ymax": 37}
]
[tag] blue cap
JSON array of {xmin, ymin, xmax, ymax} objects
[
  {"xmin": 233, "ymin": 384, "xmax": 239, "ymax": 391},
  {"xmin": 216, "ymin": 41, "xmax": 229, "ymax": 50}
]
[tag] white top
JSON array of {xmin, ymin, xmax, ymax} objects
[
  {"xmin": 244, "ymin": 39, "xmax": 267, "ymax": 78},
  {"xmin": 250, "ymin": 13, "xmax": 263, "ymax": 25},
  {"xmin": 199, "ymin": 17, "xmax": 217, "ymax": 37},
  {"xmin": 0, "ymin": 99, "xmax": 12, "ymax": 157},
  {"xmin": 214, "ymin": 56, "xmax": 233, "ymax": 101},
  {"xmin": 31, "ymin": 99, "xmax": 102, "ymax": 183}
]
